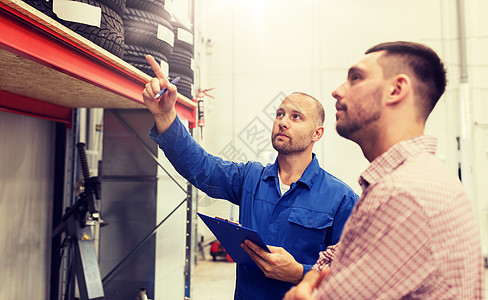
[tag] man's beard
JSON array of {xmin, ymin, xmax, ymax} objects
[
  {"xmin": 336, "ymin": 90, "xmax": 383, "ymax": 139},
  {"xmin": 272, "ymin": 133, "xmax": 311, "ymax": 155},
  {"xmin": 336, "ymin": 109, "xmax": 381, "ymax": 139}
]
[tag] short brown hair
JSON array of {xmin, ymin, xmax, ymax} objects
[{"xmin": 366, "ymin": 41, "xmax": 447, "ymax": 120}]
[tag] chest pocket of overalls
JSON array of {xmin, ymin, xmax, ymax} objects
[
  {"xmin": 288, "ymin": 207, "xmax": 333, "ymax": 229},
  {"xmin": 286, "ymin": 207, "xmax": 334, "ymax": 262}
]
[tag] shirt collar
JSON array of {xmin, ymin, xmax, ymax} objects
[
  {"xmin": 359, "ymin": 135, "xmax": 437, "ymax": 189},
  {"xmin": 262, "ymin": 153, "xmax": 321, "ymax": 189}
]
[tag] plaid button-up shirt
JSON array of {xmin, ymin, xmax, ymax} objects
[{"xmin": 313, "ymin": 136, "xmax": 484, "ymax": 299}]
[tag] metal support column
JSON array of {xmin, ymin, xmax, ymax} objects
[
  {"xmin": 184, "ymin": 128, "xmax": 197, "ymax": 300},
  {"xmin": 456, "ymin": 0, "xmax": 477, "ymax": 206},
  {"xmin": 184, "ymin": 182, "xmax": 193, "ymax": 299}
]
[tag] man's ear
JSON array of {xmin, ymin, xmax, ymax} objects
[
  {"xmin": 387, "ymin": 74, "xmax": 411, "ymax": 105},
  {"xmin": 312, "ymin": 126, "xmax": 325, "ymax": 142}
]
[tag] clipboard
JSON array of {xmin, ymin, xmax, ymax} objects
[{"xmin": 197, "ymin": 213, "xmax": 270, "ymax": 267}]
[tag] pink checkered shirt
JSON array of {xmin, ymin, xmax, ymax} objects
[{"xmin": 312, "ymin": 136, "xmax": 484, "ymax": 299}]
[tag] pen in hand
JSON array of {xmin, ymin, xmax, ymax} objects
[{"xmin": 155, "ymin": 77, "xmax": 180, "ymax": 99}]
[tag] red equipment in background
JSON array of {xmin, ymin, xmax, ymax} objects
[{"xmin": 209, "ymin": 240, "xmax": 233, "ymax": 262}]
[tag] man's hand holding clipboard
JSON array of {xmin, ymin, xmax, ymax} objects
[
  {"xmin": 241, "ymin": 240, "xmax": 304, "ymax": 284},
  {"xmin": 198, "ymin": 213, "xmax": 304, "ymax": 284}
]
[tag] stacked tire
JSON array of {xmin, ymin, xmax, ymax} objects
[
  {"xmin": 23, "ymin": 0, "xmax": 126, "ymax": 58},
  {"xmin": 122, "ymin": 0, "xmax": 173, "ymax": 78},
  {"xmin": 23, "ymin": 0, "xmax": 195, "ymax": 100},
  {"xmin": 168, "ymin": 20, "xmax": 194, "ymax": 100}
]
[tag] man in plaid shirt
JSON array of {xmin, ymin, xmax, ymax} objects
[{"xmin": 284, "ymin": 41, "xmax": 484, "ymax": 299}]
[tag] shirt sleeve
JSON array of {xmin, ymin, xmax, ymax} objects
[
  {"xmin": 149, "ymin": 117, "xmax": 248, "ymax": 204},
  {"xmin": 312, "ymin": 244, "xmax": 337, "ymax": 272},
  {"xmin": 315, "ymin": 188, "xmax": 436, "ymax": 299},
  {"xmin": 302, "ymin": 263, "xmax": 313, "ymax": 276}
]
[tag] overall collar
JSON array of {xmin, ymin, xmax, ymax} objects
[{"xmin": 262, "ymin": 153, "xmax": 321, "ymax": 190}]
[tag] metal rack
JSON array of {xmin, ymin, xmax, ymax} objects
[
  {"xmin": 0, "ymin": 0, "xmax": 196, "ymax": 125},
  {"xmin": 0, "ymin": 1, "xmax": 198, "ymax": 299}
]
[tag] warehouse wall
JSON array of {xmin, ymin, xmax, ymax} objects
[
  {"xmin": 195, "ymin": 0, "xmax": 487, "ymax": 261},
  {"xmin": 100, "ymin": 110, "xmax": 159, "ymax": 299},
  {"xmin": 0, "ymin": 111, "xmax": 55, "ymax": 299}
]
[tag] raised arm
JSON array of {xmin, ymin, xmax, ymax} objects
[{"xmin": 142, "ymin": 55, "xmax": 178, "ymax": 134}]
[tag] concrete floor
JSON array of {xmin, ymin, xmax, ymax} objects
[
  {"xmin": 192, "ymin": 258, "xmax": 488, "ymax": 300},
  {"xmin": 192, "ymin": 258, "xmax": 236, "ymax": 300}
]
